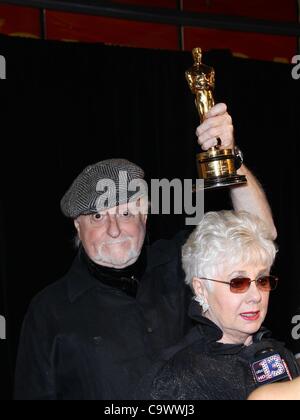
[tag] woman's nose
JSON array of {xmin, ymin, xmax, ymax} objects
[
  {"xmin": 246, "ymin": 281, "xmax": 263, "ymax": 304},
  {"xmin": 107, "ymin": 215, "xmax": 121, "ymax": 238}
]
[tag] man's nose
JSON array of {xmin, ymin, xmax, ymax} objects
[{"xmin": 106, "ymin": 215, "xmax": 121, "ymax": 238}]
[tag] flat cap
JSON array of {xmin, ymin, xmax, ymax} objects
[{"xmin": 61, "ymin": 159, "xmax": 145, "ymax": 219}]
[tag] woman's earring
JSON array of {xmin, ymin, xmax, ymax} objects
[{"xmin": 194, "ymin": 295, "xmax": 210, "ymax": 314}]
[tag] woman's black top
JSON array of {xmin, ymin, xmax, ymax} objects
[{"xmin": 136, "ymin": 301, "xmax": 300, "ymax": 400}]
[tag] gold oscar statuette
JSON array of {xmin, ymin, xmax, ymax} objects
[{"xmin": 186, "ymin": 48, "xmax": 247, "ymax": 190}]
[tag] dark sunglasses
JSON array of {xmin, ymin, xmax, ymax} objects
[{"xmin": 201, "ymin": 275, "xmax": 278, "ymax": 294}]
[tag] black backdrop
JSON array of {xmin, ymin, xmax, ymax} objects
[{"xmin": 0, "ymin": 34, "xmax": 300, "ymax": 400}]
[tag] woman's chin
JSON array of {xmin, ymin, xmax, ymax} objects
[{"xmin": 240, "ymin": 322, "xmax": 263, "ymax": 337}]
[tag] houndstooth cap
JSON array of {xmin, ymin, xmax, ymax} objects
[{"xmin": 61, "ymin": 159, "xmax": 146, "ymax": 219}]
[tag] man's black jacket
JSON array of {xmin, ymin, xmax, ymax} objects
[{"xmin": 15, "ymin": 232, "xmax": 193, "ymax": 400}]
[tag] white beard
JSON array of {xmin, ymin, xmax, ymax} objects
[{"xmin": 93, "ymin": 237, "xmax": 141, "ymax": 268}]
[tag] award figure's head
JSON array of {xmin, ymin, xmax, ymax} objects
[
  {"xmin": 192, "ymin": 47, "xmax": 203, "ymax": 65},
  {"xmin": 186, "ymin": 48, "xmax": 215, "ymax": 95}
]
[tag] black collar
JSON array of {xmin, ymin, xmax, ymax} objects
[
  {"xmin": 66, "ymin": 232, "xmax": 188, "ymax": 302},
  {"xmin": 80, "ymin": 246, "xmax": 147, "ymax": 298},
  {"xmin": 188, "ymin": 300, "xmax": 272, "ymax": 355},
  {"xmin": 67, "ymin": 254, "xmax": 101, "ymax": 303}
]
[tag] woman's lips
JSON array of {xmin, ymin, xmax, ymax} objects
[{"xmin": 240, "ymin": 311, "xmax": 260, "ymax": 321}]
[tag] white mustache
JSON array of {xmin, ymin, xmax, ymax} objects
[
  {"xmin": 101, "ymin": 238, "xmax": 132, "ymax": 246},
  {"xmin": 93, "ymin": 236, "xmax": 140, "ymax": 268}
]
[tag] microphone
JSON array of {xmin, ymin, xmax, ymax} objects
[{"xmin": 251, "ymin": 348, "xmax": 293, "ymax": 386}]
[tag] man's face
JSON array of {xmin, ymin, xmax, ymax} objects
[{"xmin": 74, "ymin": 201, "xmax": 147, "ymax": 269}]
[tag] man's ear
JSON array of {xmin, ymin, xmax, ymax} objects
[{"xmin": 74, "ymin": 219, "xmax": 81, "ymax": 239}]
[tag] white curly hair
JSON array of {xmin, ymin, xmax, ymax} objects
[{"xmin": 182, "ymin": 211, "xmax": 277, "ymax": 291}]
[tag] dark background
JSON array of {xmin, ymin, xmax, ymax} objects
[{"xmin": 1, "ymin": 33, "xmax": 300, "ymax": 400}]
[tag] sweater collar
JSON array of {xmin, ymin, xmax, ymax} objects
[
  {"xmin": 79, "ymin": 245, "xmax": 147, "ymax": 298},
  {"xmin": 66, "ymin": 238, "xmax": 176, "ymax": 303},
  {"xmin": 188, "ymin": 300, "xmax": 271, "ymax": 355}
]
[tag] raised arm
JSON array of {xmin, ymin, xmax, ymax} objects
[{"xmin": 196, "ymin": 103, "xmax": 277, "ymax": 239}]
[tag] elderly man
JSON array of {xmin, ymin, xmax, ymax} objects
[{"xmin": 15, "ymin": 104, "xmax": 277, "ymax": 400}]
